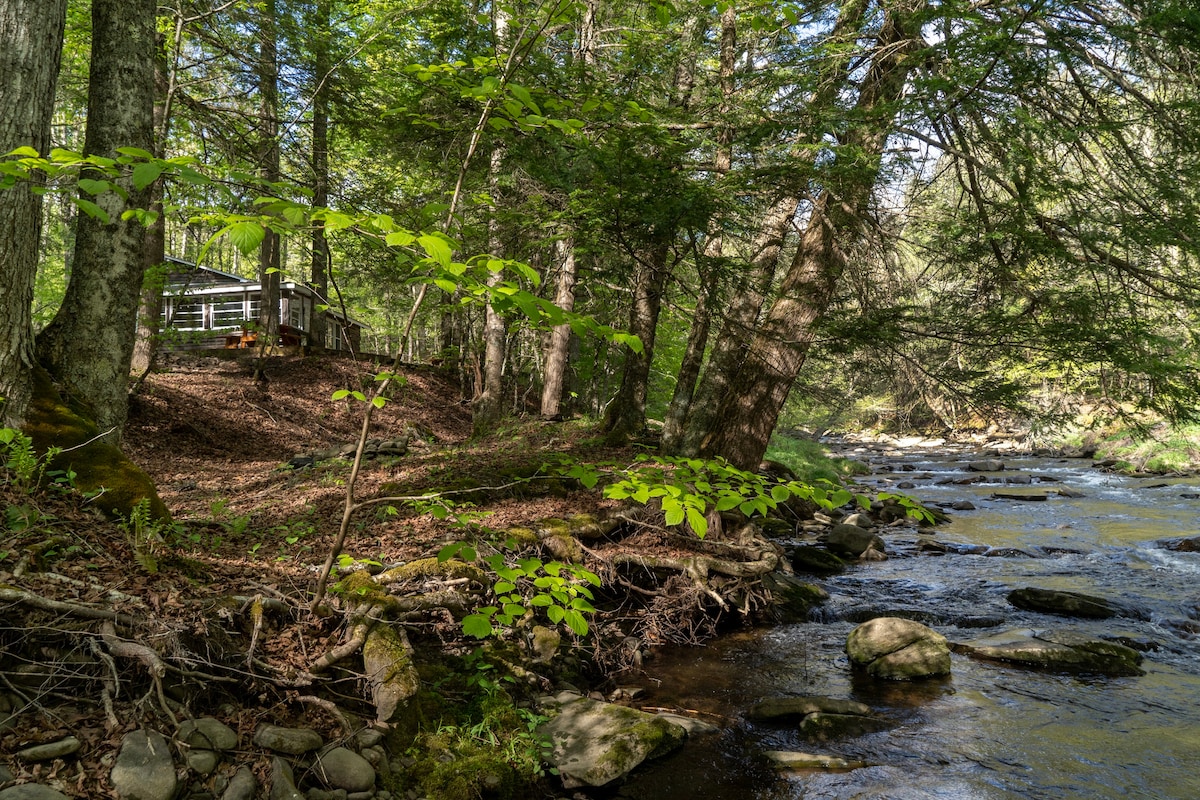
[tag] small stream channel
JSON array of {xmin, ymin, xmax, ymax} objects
[{"xmin": 611, "ymin": 440, "xmax": 1200, "ymax": 800}]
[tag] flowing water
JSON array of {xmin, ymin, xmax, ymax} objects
[{"xmin": 612, "ymin": 442, "xmax": 1200, "ymax": 800}]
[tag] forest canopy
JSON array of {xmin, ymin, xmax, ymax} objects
[{"xmin": 3, "ymin": 0, "xmax": 1200, "ymax": 464}]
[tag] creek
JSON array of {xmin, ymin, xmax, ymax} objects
[{"xmin": 614, "ymin": 440, "xmax": 1200, "ymax": 800}]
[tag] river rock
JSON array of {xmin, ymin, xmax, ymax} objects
[
  {"xmin": 992, "ymin": 491, "xmax": 1049, "ymax": 501},
  {"xmin": 1159, "ymin": 536, "xmax": 1200, "ymax": 553},
  {"xmin": 762, "ymin": 572, "xmax": 828, "ymax": 622},
  {"xmin": 177, "ymin": 718, "xmax": 238, "ymax": 751},
  {"xmin": 764, "ymin": 751, "xmax": 868, "ymax": 771},
  {"xmin": 314, "ymin": 748, "xmax": 376, "ymax": 792},
  {"xmin": 825, "ymin": 524, "xmax": 885, "ymax": 559},
  {"xmin": 746, "ymin": 696, "xmax": 871, "ymax": 721},
  {"xmin": 951, "ymin": 500, "xmax": 976, "ymax": 511},
  {"xmin": 966, "ymin": 460, "xmax": 1005, "ymax": 472},
  {"xmin": 269, "ymin": 757, "xmax": 304, "ymax": 800},
  {"xmin": 219, "ymin": 766, "xmax": 256, "ymax": 800},
  {"xmin": 1007, "ymin": 587, "xmax": 1119, "ymax": 619},
  {"xmin": 846, "ymin": 617, "xmax": 951, "ymax": 680},
  {"xmin": 800, "ymin": 712, "xmax": 891, "ymax": 741},
  {"xmin": 253, "ymin": 724, "xmax": 324, "ymax": 755},
  {"xmin": 110, "ymin": 730, "xmax": 177, "ymax": 800},
  {"xmin": 15, "ymin": 737, "xmax": 80, "ymax": 762},
  {"xmin": 959, "ymin": 629, "xmax": 1144, "ymax": 676},
  {"xmin": 0, "ymin": 787, "xmax": 72, "ymax": 800},
  {"xmin": 842, "ymin": 512, "xmax": 874, "ymax": 528},
  {"xmin": 791, "ymin": 545, "xmax": 847, "ymax": 576},
  {"xmin": 538, "ymin": 693, "xmax": 686, "ymax": 788},
  {"xmin": 656, "ymin": 713, "xmax": 720, "ymax": 735}
]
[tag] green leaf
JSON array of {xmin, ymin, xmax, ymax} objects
[
  {"xmin": 418, "ymin": 234, "xmax": 453, "ymax": 266},
  {"xmin": 664, "ymin": 505, "xmax": 685, "ymax": 527},
  {"xmin": 529, "ymin": 594, "xmax": 553, "ymax": 606},
  {"xmin": 74, "ymin": 198, "xmax": 110, "ymax": 223},
  {"xmin": 546, "ymin": 605, "xmax": 565, "ymax": 624},
  {"xmin": 331, "ymin": 389, "xmax": 351, "ymax": 401},
  {"xmin": 494, "ymin": 581, "xmax": 516, "ymax": 594},
  {"xmin": 503, "ymin": 603, "xmax": 526, "ymax": 618},
  {"xmin": 508, "ymin": 83, "xmax": 541, "ymax": 115},
  {"xmin": 685, "ymin": 507, "xmax": 708, "ymax": 539},
  {"xmin": 227, "ymin": 220, "xmax": 266, "ymax": 255},
  {"xmin": 386, "ymin": 230, "xmax": 416, "ymax": 247},
  {"xmin": 715, "ymin": 493, "xmax": 742, "ymax": 512},
  {"xmin": 563, "ymin": 609, "xmax": 588, "ymax": 636},
  {"xmin": 132, "ymin": 162, "xmax": 164, "ymax": 190},
  {"xmin": 771, "ymin": 485, "xmax": 791, "ymax": 503},
  {"xmin": 371, "ymin": 396, "xmax": 387, "ymax": 409},
  {"xmin": 462, "ymin": 614, "xmax": 494, "ymax": 639}
]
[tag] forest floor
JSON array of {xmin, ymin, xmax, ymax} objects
[{"xmin": 0, "ymin": 352, "xmax": 692, "ymax": 797}]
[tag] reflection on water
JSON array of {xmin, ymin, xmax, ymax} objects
[{"xmin": 613, "ymin": 450, "xmax": 1200, "ymax": 800}]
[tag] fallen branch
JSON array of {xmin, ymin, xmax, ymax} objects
[{"xmin": 0, "ymin": 585, "xmax": 140, "ymax": 628}]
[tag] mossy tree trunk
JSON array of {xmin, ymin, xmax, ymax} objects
[
  {"xmin": 679, "ymin": 0, "xmax": 922, "ymax": 469},
  {"xmin": 35, "ymin": 0, "xmax": 156, "ymax": 439},
  {"xmin": 0, "ymin": 0, "xmax": 67, "ymax": 428}
]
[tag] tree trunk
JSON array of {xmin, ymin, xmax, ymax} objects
[
  {"xmin": 131, "ymin": 19, "xmax": 176, "ymax": 382},
  {"xmin": 603, "ymin": 241, "xmax": 671, "ymax": 440},
  {"xmin": 696, "ymin": 1, "xmax": 922, "ymax": 470},
  {"xmin": 309, "ymin": 0, "xmax": 331, "ymax": 350},
  {"xmin": 540, "ymin": 236, "xmax": 578, "ymax": 418},
  {"xmin": 35, "ymin": 0, "xmax": 155, "ymax": 439},
  {"xmin": 255, "ymin": 0, "xmax": 281, "ymax": 371},
  {"xmin": 0, "ymin": 0, "xmax": 67, "ymax": 428},
  {"xmin": 661, "ymin": 4, "xmax": 737, "ymax": 451},
  {"xmin": 473, "ymin": 6, "xmax": 511, "ymax": 432},
  {"xmin": 672, "ymin": 195, "xmax": 798, "ymax": 455}
]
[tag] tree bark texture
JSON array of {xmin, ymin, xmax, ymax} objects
[
  {"xmin": 0, "ymin": 0, "xmax": 67, "ymax": 428},
  {"xmin": 696, "ymin": 1, "xmax": 923, "ymax": 469},
  {"xmin": 309, "ymin": 0, "xmax": 331, "ymax": 349},
  {"xmin": 131, "ymin": 24, "xmax": 173, "ymax": 381},
  {"xmin": 35, "ymin": 0, "xmax": 154, "ymax": 437},
  {"xmin": 661, "ymin": 4, "xmax": 737, "ymax": 451},
  {"xmin": 540, "ymin": 236, "xmax": 578, "ymax": 418},
  {"xmin": 255, "ymin": 0, "xmax": 281, "ymax": 355},
  {"xmin": 474, "ymin": 145, "xmax": 508, "ymax": 431},
  {"xmin": 604, "ymin": 241, "xmax": 671, "ymax": 439}
]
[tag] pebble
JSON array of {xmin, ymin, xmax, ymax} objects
[{"xmin": 219, "ymin": 766, "xmax": 256, "ymax": 800}]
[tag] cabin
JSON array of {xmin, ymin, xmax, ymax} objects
[{"xmin": 159, "ymin": 256, "xmax": 364, "ymax": 353}]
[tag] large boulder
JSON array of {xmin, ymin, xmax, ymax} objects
[
  {"xmin": 846, "ymin": 617, "xmax": 951, "ymax": 680},
  {"xmin": 537, "ymin": 692, "xmax": 686, "ymax": 788},
  {"xmin": 1007, "ymin": 587, "xmax": 1119, "ymax": 619},
  {"xmin": 958, "ymin": 629, "xmax": 1144, "ymax": 676}
]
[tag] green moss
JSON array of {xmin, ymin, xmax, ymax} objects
[{"xmin": 23, "ymin": 368, "xmax": 169, "ymax": 521}]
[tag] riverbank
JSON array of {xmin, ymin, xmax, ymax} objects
[{"xmin": 0, "ymin": 355, "xmax": 858, "ymax": 799}]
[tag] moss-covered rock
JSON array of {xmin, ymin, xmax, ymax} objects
[
  {"xmin": 23, "ymin": 368, "xmax": 168, "ymax": 521},
  {"xmin": 363, "ymin": 623, "xmax": 420, "ymax": 728},
  {"xmin": 537, "ymin": 692, "xmax": 687, "ymax": 788},
  {"xmin": 846, "ymin": 617, "xmax": 951, "ymax": 680}
]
